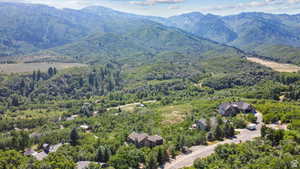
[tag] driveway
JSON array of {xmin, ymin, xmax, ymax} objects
[{"xmin": 163, "ymin": 113, "xmax": 263, "ymax": 169}]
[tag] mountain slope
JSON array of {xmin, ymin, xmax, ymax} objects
[
  {"xmin": 0, "ymin": 3, "xmax": 159, "ymax": 57},
  {"xmin": 161, "ymin": 12, "xmax": 300, "ymax": 51},
  {"xmin": 167, "ymin": 13, "xmax": 237, "ymax": 43},
  {"xmin": 42, "ymin": 22, "xmax": 245, "ymax": 64},
  {"xmin": 252, "ymin": 45, "xmax": 300, "ymax": 65}
]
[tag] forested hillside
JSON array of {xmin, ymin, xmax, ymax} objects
[
  {"xmin": 151, "ymin": 12, "xmax": 300, "ymax": 65},
  {"xmin": 0, "ymin": 2, "xmax": 164, "ymax": 58},
  {"xmin": 42, "ymin": 24, "xmax": 245, "ymax": 64}
]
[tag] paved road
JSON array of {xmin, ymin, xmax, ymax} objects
[{"xmin": 163, "ymin": 113, "xmax": 263, "ymax": 169}]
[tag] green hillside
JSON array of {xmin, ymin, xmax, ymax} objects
[
  {"xmin": 40, "ymin": 23, "xmax": 245, "ymax": 64},
  {"xmin": 252, "ymin": 45, "xmax": 300, "ymax": 65}
]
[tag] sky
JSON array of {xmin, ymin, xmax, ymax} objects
[{"xmin": 1, "ymin": 0, "xmax": 300, "ymax": 17}]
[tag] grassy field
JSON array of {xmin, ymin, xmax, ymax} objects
[
  {"xmin": 247, "ymin": 57, "xmax": 300, "ymax": 73},
  {"xmin": 155, "ymin": 104, "xmax": 193, "ymax": 125},
  {"xmin": 0, "ymin": 62, "xmax": 87, "ymax": 74}
]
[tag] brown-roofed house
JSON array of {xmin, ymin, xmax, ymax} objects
[
  {"xmin": 127, "ymin": 132, "xmax": 163, "ymax": 147},
  {"xmin": 147, "ymin": 135, "xmax": 164, "ymax": 147}
]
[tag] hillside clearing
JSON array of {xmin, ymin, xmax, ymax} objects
[
  {"xmin": 0, "ymin": 62, "xmax": 87, "ymax": 74},
  {"xmin": 247, "ymin": 57, "xmax": 300, "ymax": 73},
  {"xmin": 107, "ymin": 100, "xmax": 157, "ymax": 112},
  {"xmin": 156, "ymin": 104, "xmax": 192, "ymax": 125}
]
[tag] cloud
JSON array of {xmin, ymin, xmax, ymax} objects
[
  {"xmin": 198, "ymin": 0, "xmax": 299, "ymax": 13},
  {"xmin": 288, "ymin": 0, "xmax": 300, "ymax": 3},
  {"xmin": 130, "ymin": 0, "xmax": 184, "ymax": 6}
]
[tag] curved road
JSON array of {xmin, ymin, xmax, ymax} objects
[{"xmin": 163, "ymin": 113, "xmax": 263, "ymax": 169}]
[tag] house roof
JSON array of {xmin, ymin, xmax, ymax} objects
[
  {"xmin": 147, "ymin": 135, "xmax": 163, "ymax": 142},
  {"xmin": 196, "ymin": 119, "xmax": 207, "ymax": 126},
  {"xmin": 80, "ymin": 124, "xmax": 89, "ymax": 129},
  {"xmin": 234, "ymin": 102, "xmax": 251, "ymax": 110},
  {"xmin": 33, "ymin": 151, "xmax": 48, "ymax": 161},
  {"xmin": 128, "ymin": 132, "xmax": 149, "ymax": 143},
  {"xmin": 24, "ymin": 149, "xmax": 37, "ymax": 156},
  {"xmin": 76, "ymin": 161, "xmax": 91, "ymax": 169},
  {"xmin": 29, "ymin": 132, "xmax": 42, "ymax": 138},
  {"xmin": 219, "ymin": 102, "xmax": 252, "ymax": 115},
  {"xmin": 218, "ymin": 102, "xmax": 234, "ymax": 115},
  {"xmin": 49, "ymin": 143, "xmax": 63, "ymax": 153}
]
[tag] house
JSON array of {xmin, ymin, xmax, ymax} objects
[
  {"xmin": 42, "ymin": 143, "xmax": 50, "ymax": 153},
  {"xmin": 66, "ymin": 115, "xmax": 79, "ymax": 121},
  {"xmin": 127, "ymin": 132, "xmax": 148, "ymax": 147},
  {"xmin": 218, "ymin": 102, "xmax": 255, "ymax": 116},
  {"xmin": 80, "ymin": 124, "xmax": 90, "ymax": 130},
  {"xmin": 147, "ymin": 135, "xmax": 164, "ymax": 147},
  {"xmin": 49, "ymin": 143, "xmax": 63, "ymax": 153},
  {"xmin": 34, "ymin": 151, "xmax": 48, "ymax": 161},
  {"xmin": 24, "ymin": 149, "xmax": 47, "ymax": 161},
  {"xmin": 76, "ymin": 161, "xmax": 91, "ymax": 169},
  {"xmin": 76, "ymin": 161, "xmax": 106, "ymax": 169},
  {"xmin": 26, "ymin": 143, "xmax": 65, "ymax": 160},
  {"xmin": 196, "ymin": 117, "xmax": 218, "ymax": 131},
  {"xmin": 24, "ymin": 149, "xmax": 37, "ymax": 156},
  {"xmin": 234, "ymin": 102, "xmax": 256, "ymax": 114},
  {"xmin": 196, "ymin": 119, "xmax": 208, "ymax": 130},
  {"xmin": 127, "ymin": 132, "xmax": 163, "ymax": 147}
]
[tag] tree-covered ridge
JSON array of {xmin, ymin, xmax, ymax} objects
[
  {"xmin": 157, "ymin": 12, "xmax": 300, "ymax": 50},
  {"xmin": 250, "ymin": 45, "xmax": 300, "ymax": 66},
  {"xmin": 0, "ymin": 2, "xmax": 164, "ymax": 58},
  {"xmin": 37, "ymin": 22, "xmax": 245, "ymax": 64}
]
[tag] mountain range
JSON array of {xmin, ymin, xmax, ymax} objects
[{"xmin": 0, "ymin": 2, "xmax": 300, "ymax": 64}]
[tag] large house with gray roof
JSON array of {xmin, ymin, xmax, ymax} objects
[
  {"xmin": 127, "ymin": 132, "xmax": 163, "ymax": 147},
  {"xmin": 218, "ymin": 102, "xmax": 256, "ymax": 116}
]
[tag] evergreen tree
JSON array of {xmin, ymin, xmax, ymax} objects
[
  {"xmin": 96, "ymin": 146, "xmax": 106, "ymax": 162},
  {"xmin": 32, "ymin": 71, "xmax": 36, "ymax": 81},
  {"xmin": 79, "ymin": 77, "xmax": 84, "ymax": 88},
  {"xmin": 48, "ymin": 67, "xmax": 54, "ymax": 77},
  {"xmin": 157, "ymin": 147, "xmax": 169, "ymax": 165},
  {"xmin": 213, "ymin": 125, "xmax": 224, "ymax": 140},
  {"xmin": 37, "ymin": 70, "xmax": 41, "ymax": 81},
  {"xmin": 224, "ymin": 122, "xmax": 235, "ymax": 138},
  {"xmin": 88, "ymin": 73, "xmax": 95, "ymax": 87},
  {"xmin": 53, "ymin": 67, "xmax": 57, "ymax": 75},
  {"xmin": 145, "ymin": 152, "xmax": 158, "ymax": 169},
  {"xmin": 70, "ymin": 128, "xmax": 79, "ymax": 146}
]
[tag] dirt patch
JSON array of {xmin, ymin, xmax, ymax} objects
[
  {"xmin": 163, "ymin": 111, "xmax": 185, "ymax": 124},
  {"xmin": 247, "ymin": 57, "xmax": 300, "ymax": 73},
  {"xmin": 159, "ymin": 104, "xmax": 192, "ymax": 125},
  {"xmin": 0, "ymin": 62, "xmax": 87, "ymax": 74}
]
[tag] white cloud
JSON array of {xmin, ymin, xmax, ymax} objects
[{"xmin": 288, "ymin": 0, "xmax": 300, "ymax": 3}]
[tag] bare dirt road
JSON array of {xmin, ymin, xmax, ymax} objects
[
  {"xmin": 247, "ymin": 57, "xmax": 300, "ymax": 73},
  {"xmin": 163, "ymin": 113, "xmax": 263, "ymax": 169}
]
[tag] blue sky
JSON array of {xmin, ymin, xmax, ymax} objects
[{"xmin": 1, "ymin": 0, "xmax": 300, "ymax": 16}]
